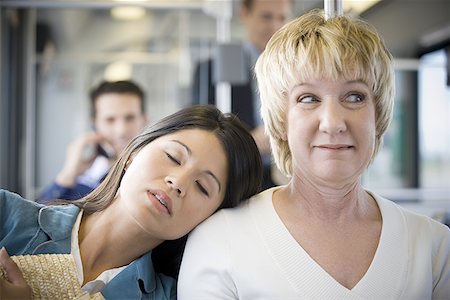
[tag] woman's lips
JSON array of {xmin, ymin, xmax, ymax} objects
[
  {"xmin": 316, "ymin": 144, "xmax": 353, "ymax": 150},
  {"xmin": 147, "ymin": 190, "xmax": 173, "ymax": 215}
]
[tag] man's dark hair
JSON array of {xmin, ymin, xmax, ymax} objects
[
  {"xmin": 90, "ymin": 80, "xmax": 146, "ymax": 117},
  {"xmin": 242, "ymin": 0, "xmax": 253, "ymax": 9},
  {"xmin": 242, "ymin": 0, "xmax": 292, "ymax": 10}
]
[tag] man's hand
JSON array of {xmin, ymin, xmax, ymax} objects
[
  {"xmin": 0, "ymin": 248, "xmax": 32, "ymax": 300},
  {"xmin": 55, "ymin": 132, "xmax": 104, "ymax": 188}
]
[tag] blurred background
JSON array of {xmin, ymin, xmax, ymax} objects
[{"xmin": 0, "ymin": 0, "xmax": 449, "ymax": 218}]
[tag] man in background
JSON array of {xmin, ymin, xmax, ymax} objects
[
  {"xmin": 191, "ymin": 0, "xmax": 292, "ymax": 190},
  {"xmin": 37, "ymin": 80, "xmax": 147, "ymax": 202}
]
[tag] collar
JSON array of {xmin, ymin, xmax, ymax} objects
[
  {"xmin": 101, "ymin": 251, "xmax": 158, "ymax": 298},
  {"xmin": 134, "ymin": 251, "xmax": 157, "ymax": 293},
  {"xmin": 38, "ymin": 204, "xmax": 80, "ymax": 241}
]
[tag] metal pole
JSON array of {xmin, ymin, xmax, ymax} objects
[
  {"xmin": 24, "ymin": 9, "xmax": 37, "ymax": 199},
  {"xmin": 212, "ymin": 0, "xmax": 232, "ymax": 113},
  {"xmin": 324, "ymin": 0, "xmax": 343, "ymax": 19}
]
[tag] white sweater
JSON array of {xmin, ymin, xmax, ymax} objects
[{"xmin": 178, "ymin": 187, "xmax": 450, "ymax": 300}]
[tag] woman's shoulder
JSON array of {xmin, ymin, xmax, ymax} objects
[
  {"xmin": 219, "ymin": 186, "xmax": 276, "ymax": 213},
  {"xmin": 193, "ymin": 186, "xmax": 279, "ymax": 235},
  {"xmin": 0, "ymin": 189, "xmax": 80, "ymax": 215},
  {"xmin": 0, "ymin": 188, "xmax": 35, "ymax": 202},
  {"xmin": 0, "ymin": 189, "xmax": 81, "ymax": 237},
  {"xmin": 369, "ymin": 190, "xmax": 450, "ymax": 239},
  {"xmin": 0, "ymin": 189, "xmax": 42, "ymax": 214}
]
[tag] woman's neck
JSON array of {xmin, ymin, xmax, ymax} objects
[
  {"xmin": 77, "ymin": 201, "xmax": 162, "ymax": 283},
  {"xmin": 278, "ymin": 176, "xmax": 378, "ymax": 223}
]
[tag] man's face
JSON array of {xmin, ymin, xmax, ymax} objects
[
  {"xmin": 241, "ymin": 0, "xmax": 292, "ymax": 52},
  {"xmin": 94, "ymin": 93, "xmax": 147, "ymax": 156}
]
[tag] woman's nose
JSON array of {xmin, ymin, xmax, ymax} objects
[
  {"xmin": 318, "ymin": 101, "xmax": 347, "ymax": 134},
  {"xmin": 165, "ymin": 174, "xmax": 187, "ymax": 197}
]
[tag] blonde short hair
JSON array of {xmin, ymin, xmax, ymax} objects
[{"xmin": 255, "ymin": 9, "xmax": 395, "ymax": 177}]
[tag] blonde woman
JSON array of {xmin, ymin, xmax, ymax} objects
[{"xmin": 178, "ymin": 10, "xmax": 450, "ymax": 299}]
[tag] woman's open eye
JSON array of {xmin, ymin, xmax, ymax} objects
[
  {"xmin": 166, "ymin": 152, "xmax": 180, "ymax": 165},
  {"xmin": 346, "ymin": 93, "xmax": 365, "ymax": 103},
  {"xmin": 196, "ymin": 181, "xmax": 209, "ymax": 197},
  {"xmin": 298, "ymin": 95, "xmax": 319, "ymax": 103}
]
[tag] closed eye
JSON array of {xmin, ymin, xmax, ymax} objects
[
  {"xmin": 166, "ymin": 152, "xmax": 180, "ymax": 165},
  {"xmin": 196, "ymin": 181, "xmax": 209, "ymax": 197}
]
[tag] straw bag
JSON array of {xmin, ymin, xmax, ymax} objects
[{"xmin": 0, "ymin": 253, "xmax": 104, "ymax": 300}]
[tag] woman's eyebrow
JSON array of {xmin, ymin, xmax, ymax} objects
[
  {"xmin": 171, "ymin": 139, "xmax": 191, "ymax": 155},
  {"xmin": 346, "ymin": 79, "xmax": 368, "ymax": 86},
  {"xmin": 170, "ymin": 140, "xmax": 222, "ymax": 192}
]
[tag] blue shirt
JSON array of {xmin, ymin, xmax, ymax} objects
[
  {"xmin": 37, "ymin": 181, "xmax": 95, "ymax": 202},
  {"xmin": 37, "ymin": 156, "xmax": 110, "ymax": 203}
]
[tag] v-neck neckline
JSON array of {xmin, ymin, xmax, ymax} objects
[{"xmin": 250, "ymin": 187, "xmax": 408, "ymax": 298}]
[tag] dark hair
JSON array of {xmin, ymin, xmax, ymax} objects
[
  {"xmin": 242, "ymin": 0, "xmax": 292, "ymax": 10},
  {"xmin": 90, "ymin": 80, "xmax": 146, "ymax": 117},
  {"xmin": 242, "ymin": 0, "xmax": 254, "ymax": 10},
  {"xmin": 73, "ymin": 105, "xmax": 263, "ymax": 277}
]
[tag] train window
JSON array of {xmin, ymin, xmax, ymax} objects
[
  {"xmin": 364, "ymin": 48, "xmax": 450, "ymax": 193},
  {"xmin": 363, "ymin": 69, "xmax": 413, "ymax": 190},
  {"xmin": 418, "ymin": 49, "xmax": 450, "ymax": 188}
]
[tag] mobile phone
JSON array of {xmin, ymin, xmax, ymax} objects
[
  {"xmin": 97, "ymin": 144, "xmax": 110, "ymax": 158},
  {"xmin": 82, "ymin": 144, "xmax": 97, "ymax": 161},
  {"xmin": 82, "ymin": 143, "xmax": 114, "ymax": 161}
]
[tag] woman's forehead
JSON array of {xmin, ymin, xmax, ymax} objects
[{"xmin": 287, "ymin": 72, "xmax": 369, "ymax": 90}]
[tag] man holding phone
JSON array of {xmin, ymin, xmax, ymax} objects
[{"xmin": 37, "ymin": 80, "xmax": 147, "ymax": 202}]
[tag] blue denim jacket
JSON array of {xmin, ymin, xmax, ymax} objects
[{"xmin": 0, "ymin": 189, "xmax": 176, "ymax": 300}]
